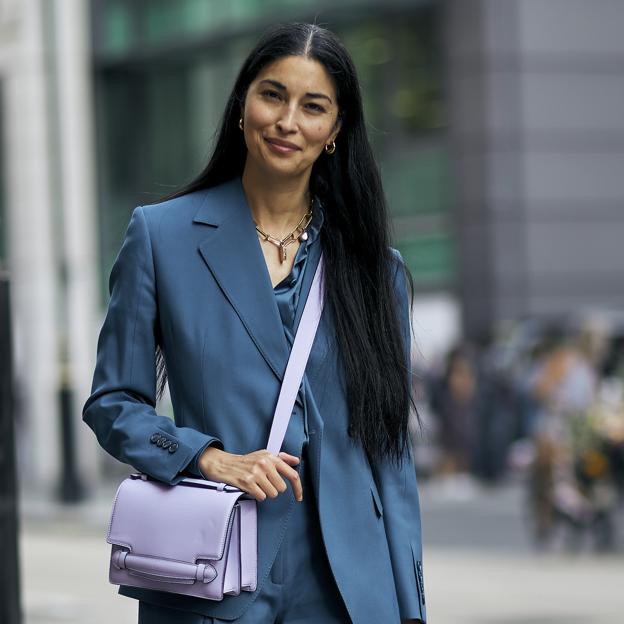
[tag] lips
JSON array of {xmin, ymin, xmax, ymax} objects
[{"xmin": 265, "ymin": 137, "xmax": 300, "ymax": 152}]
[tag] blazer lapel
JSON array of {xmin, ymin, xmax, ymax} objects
[{"xmin": 193, "ymin": 176, "xmax": 291, "ymax": 382}]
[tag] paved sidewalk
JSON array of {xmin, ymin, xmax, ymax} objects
[{"xmin": 17, "ymin": 477, "xmax": 624, "ymax": 623}]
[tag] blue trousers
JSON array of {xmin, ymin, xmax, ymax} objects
[{"xmin": 137, "ymin": 450, "xmax": 351, "ymax": 623}]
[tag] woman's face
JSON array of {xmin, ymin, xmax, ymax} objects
[{"xmin": 241, "ymin": 55, "xmax": 342, "ymax": 179}]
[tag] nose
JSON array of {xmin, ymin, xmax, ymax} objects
[{"xmin": 275, "ymin": 104, "xmax": 298, "ymax": 134}]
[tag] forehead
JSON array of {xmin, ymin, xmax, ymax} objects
[{"xmin": 254, "ymin": 55, "xmax": 337, "ymax": 97}]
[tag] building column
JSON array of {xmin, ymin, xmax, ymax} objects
[
  {"xmin": 6, "ymin": 0, "xmax": 100, "ymax": 492},
  {"xmin": 5, "ymin": 0, "xmax": 60, "ymax": 490},
  {"xmin": 445, "ymin": 0, "xmax": 527, "ymax": 340},
  {"xmin": 54, "ymin": 0, "xmax": 100, "ymax": 487}
]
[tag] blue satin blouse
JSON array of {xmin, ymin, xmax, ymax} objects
[{"xmin": 272, "ymin": 197, "xmax": 324, "ymax": 445}]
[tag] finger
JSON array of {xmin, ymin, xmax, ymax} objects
[
  {"xmin": 265, "ymin": 467, "xmax": 288, "ymax": 496},
  {"xmin": 239, "ymin": 476, "xmax": 267, "ymax": 502},
  {"xmin": 255, "ymin": 473, "xmax": 279, "ymax": 499},
  {"xmin": 279, "ymin": 456, "xmax": 300, "ymax": 467},
  {"xmin": 278, "ymin": 452, "xmax": 300, "ymax": 464},
  {"xmin": 276, "ymin": 460, "xmax": 303, "ymax": 501},
  {"xmin": 251, "ymin": 484, "xmax": 267, "ymax": 502}
]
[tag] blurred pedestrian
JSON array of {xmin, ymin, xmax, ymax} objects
[
  {"xmin": 526, "ymin": 329, "xmax": 602, "ymax": 549},
  {"xmin": 429, "ymin": 344, "xmax": 480, "ymax": 475}
]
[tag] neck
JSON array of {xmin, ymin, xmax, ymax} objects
[{"xmin": 241, "ymin": 162, "xmax": 311, "ymax": 237}]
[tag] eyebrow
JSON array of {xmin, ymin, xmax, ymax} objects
[{"xmin": 259, "ymin": 79, "xmax": 333, "ymax": 104}]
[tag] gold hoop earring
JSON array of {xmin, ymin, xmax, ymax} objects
[
  {"xmin": 238, "ymin": 117, "xmax": 244, "ymax": 131},
  {"xmin": 324, "ymin": 140, "xmax": 336, "ymax": 155}
]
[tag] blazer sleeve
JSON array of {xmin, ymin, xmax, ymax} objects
[
  {"xmin": 82, "ymin": 206, "xmax": 223, "ymax": 485},
  {"xmin": 179, "ymin": 444, "xmax": 212, "ymax": 479},
  {"xmin": 371, "ymin": 248, "xmax": 427, "ymax": 623}
]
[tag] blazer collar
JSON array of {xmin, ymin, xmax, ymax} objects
[{"xmin": 192, "ymin": 175, "xmax": 323, "ymax": 383}]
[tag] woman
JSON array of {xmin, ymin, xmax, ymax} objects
[{"xmin": 83, "ymin": 22, "xmax": 426, "ymax": 624}]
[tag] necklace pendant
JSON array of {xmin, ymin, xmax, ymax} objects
[{"xmin": 279, "ymin": 245, "xmax": 287, "ymax": 263}]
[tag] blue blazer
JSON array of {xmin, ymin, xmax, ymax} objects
[{"xmin": 83, "ymin": 176, "xmax": 426, "ymax": 623}]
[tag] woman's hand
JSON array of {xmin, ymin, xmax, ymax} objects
[{"xmin": 198, "ymin": 447, "xmax": 303, "ymax": 502}]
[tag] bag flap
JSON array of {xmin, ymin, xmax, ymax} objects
[{"xmin": 107, "ymin": 476, "xmax": 244, "ymax": 562}]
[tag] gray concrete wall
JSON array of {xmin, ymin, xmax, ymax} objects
[{"xmin": 446, "ymin": 0, "xmax": 624, "ymax": 338}]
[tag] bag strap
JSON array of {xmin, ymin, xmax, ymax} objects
[
  {"xmin": 175, "ymin": 252, "xmax": 325, "ymax": 488},
  {"xmin": 265, "ymin": 252, "xmax": 325, "ymax": 455}
]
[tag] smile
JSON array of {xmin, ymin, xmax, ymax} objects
[{"xmin": 264, "ymin": 138, "xmax": 300, "ymax": 154}]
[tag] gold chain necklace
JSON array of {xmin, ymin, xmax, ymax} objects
[{"xmin": 254, "ymin": 197, "xmax": 313, "ymax": 264}]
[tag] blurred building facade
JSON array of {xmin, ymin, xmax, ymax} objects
[
  {"xmin": 0, "ymin": 0, "xmax": 100, "ymax": 492},
  {"xmin": 2, "ymin": 0, "xmax": 624, "ymax": 488},
  {"xmin": 447, "ymin": 0, "xmax": 624, "ymax": 340}
]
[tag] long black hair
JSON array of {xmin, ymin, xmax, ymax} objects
[{"xmin": 154, "ymin": 22, "xmax": 418, "ymax": 467}]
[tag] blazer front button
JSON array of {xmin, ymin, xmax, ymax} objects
[{"xmin": 168, "ymin": 443, "xmax": 179, "ymax": 453}]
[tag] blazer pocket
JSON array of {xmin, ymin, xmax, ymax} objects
[{"xmin": 370, "ymin": 481, "xmax": 384, "ymax": 518}]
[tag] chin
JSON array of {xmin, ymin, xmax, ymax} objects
[{"xmin": 257, "ymin": 156, "xmax": 307, "ymax": 179}]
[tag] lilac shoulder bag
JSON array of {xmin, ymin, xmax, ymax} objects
[{"xmin": 106, "ymin": 254, "xmax": 325, "ymax": 601}]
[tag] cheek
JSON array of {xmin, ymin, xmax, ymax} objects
[
  {"xmin": 305, "ymin": 122, "xmax": 332, "ymax": 146},
  {"xmin": 246, "ymin": 102, "xmax": 275, "ymax": 130}
]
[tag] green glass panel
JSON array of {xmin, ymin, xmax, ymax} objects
[
  {"xmin": 340, "ymin": 22, "xmax": 392, "ymax": 137},
  {"xmin": 0, "ymin": 85, "xmax": 4, "ymax": 269},
  {"xmin": 384, "ymin": 145, "xmax": 449, "ymax": 217},
  {"xmin": 182, "ymin": 0, "xmax": 215, "ymax": 34},
  {"xmin": 102, "ymin": 2, "xmax": 132, "ymax": 54},
  {"xmin": 396, "ymin": 235, "xmax": 455, "ymax": 286},
  {"xmin": 144, "ymin": 1, "xmax": 185, "ymax": 44},
  {"xmin": 229, "ymin": 0, "xmax": 263, "ymax": 21}
]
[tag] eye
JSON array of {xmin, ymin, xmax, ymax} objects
[
  {"xmin": 261, "ymin": 89, "xmax": 281, "ymax": 100},
  {"xmin": 306, "ymin": 102, "xmax": 326, "ymax": 113}
]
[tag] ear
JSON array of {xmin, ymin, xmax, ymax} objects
[{"xmin": 329, "ymin": 116, "xmax": 342, "ymax": 143}]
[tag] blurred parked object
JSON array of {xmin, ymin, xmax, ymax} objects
[
  {"xmin": 0, "ymin": 272, "xmax": 22, "ymax": 624},
  {"xmin": 56, "ymin": 356, "xmax": 86, "ymax": 503}
]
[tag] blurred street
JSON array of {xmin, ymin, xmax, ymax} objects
[
  {"xmin": 4, "ymin": 1, "xmax": 624, "ymax": 623},
  {"xmin": 19, "ymin": 475, "xmax": 624, "ymax": 624}
]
